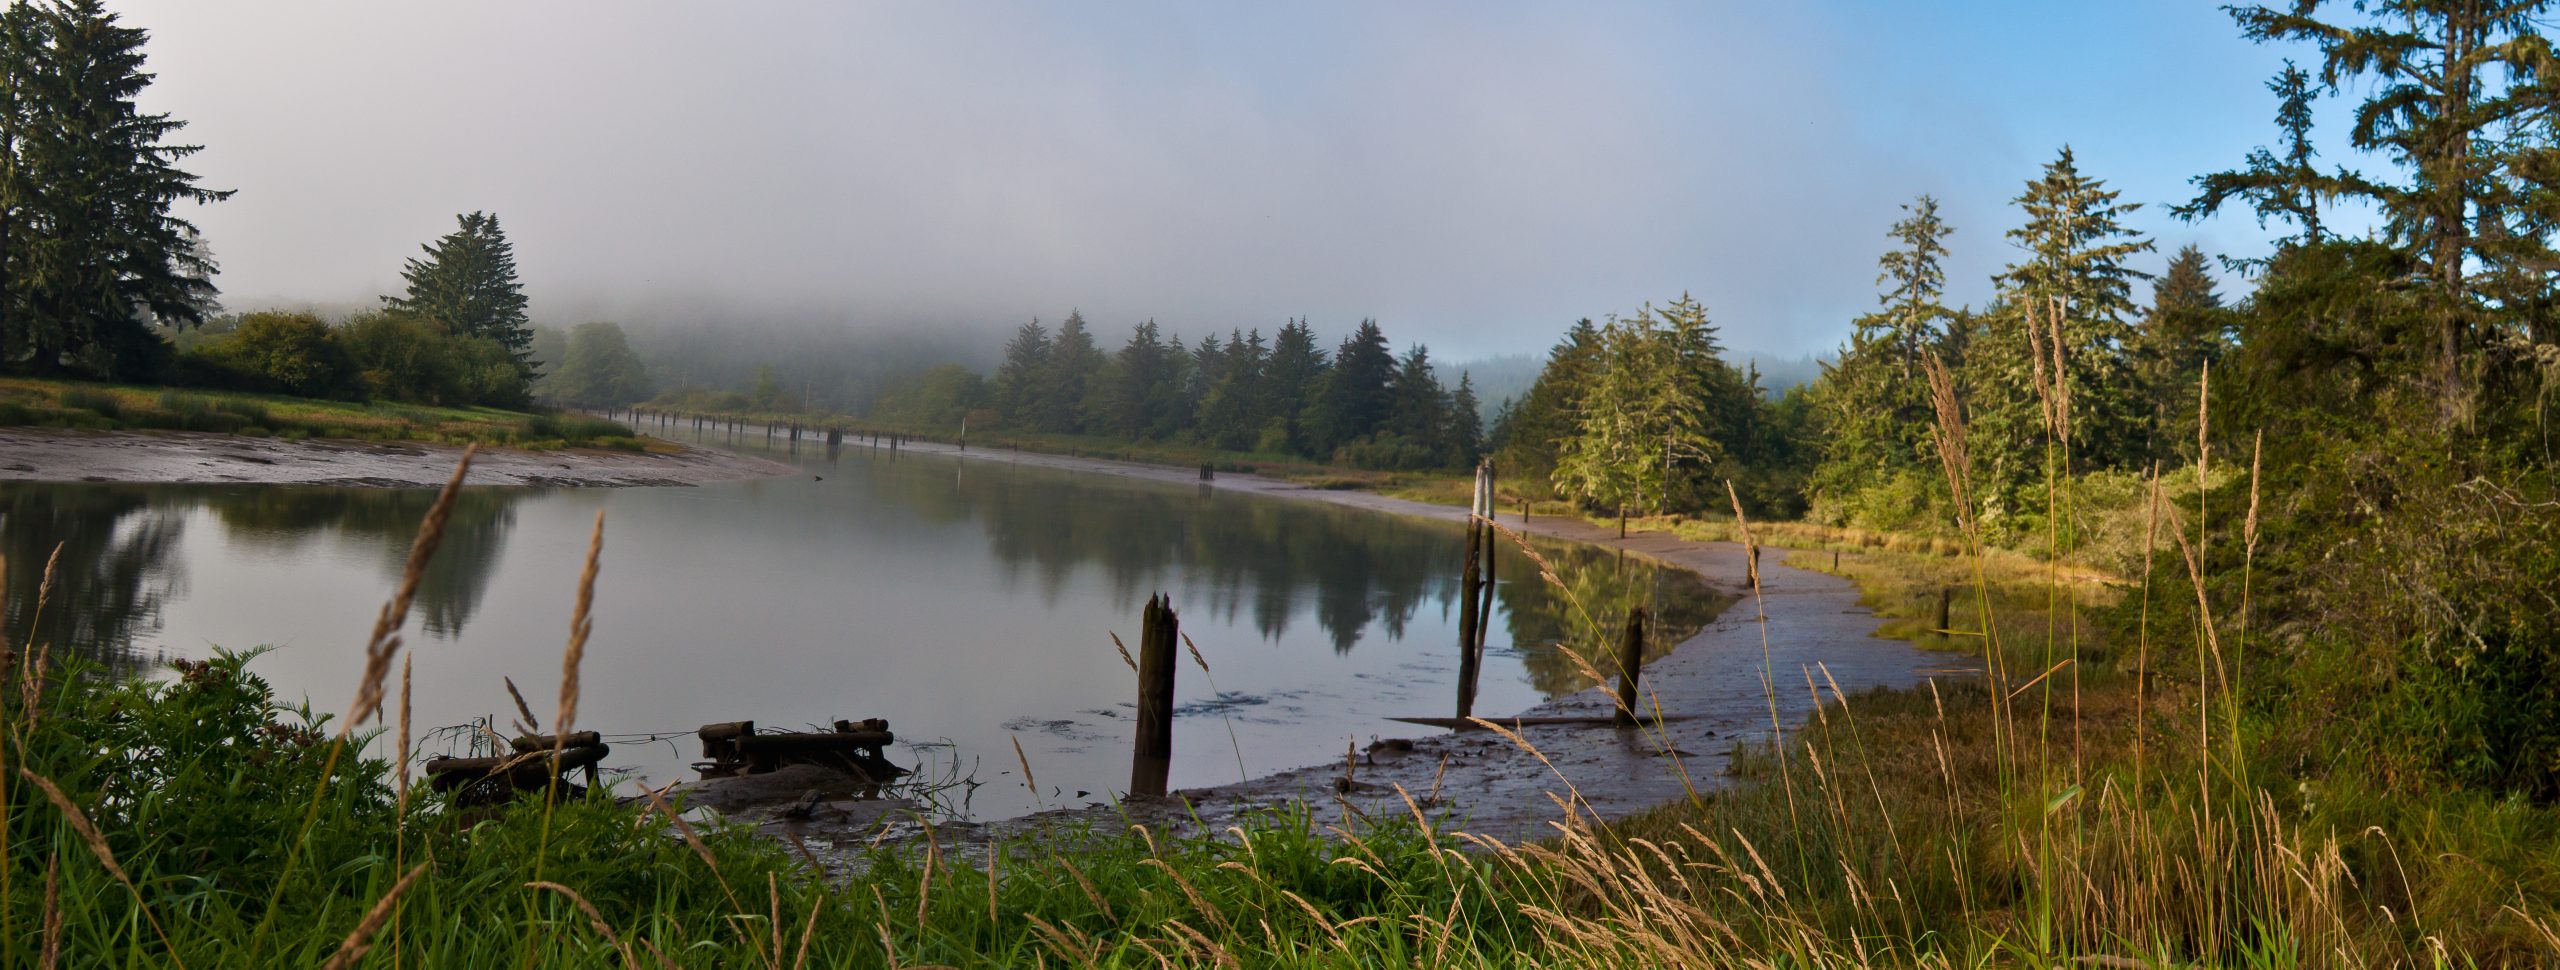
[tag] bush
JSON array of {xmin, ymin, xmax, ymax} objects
[{"xmin": 181, "ymin": 311, "xmax": 358, "ymax": 399}]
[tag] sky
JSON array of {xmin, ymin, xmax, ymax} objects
[{"xmin": 116, "ymin": 1, "xmax": 2367, "ymax": 361}]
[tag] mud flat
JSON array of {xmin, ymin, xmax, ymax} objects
[
  {"xmin": 0, "ymin": 425, "xmax": 796, "ymax": 488},
  {"xmin": 739, "ymin": 440, "xmax": 1974, "ymax": 854}
]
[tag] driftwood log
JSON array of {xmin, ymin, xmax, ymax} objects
[
  {"xmin": 695, "ymin": 718, "xmax": 906, "ymax": 789},
  {"xmin": 423, "ymin": 742, "xmax": 610, "ymax": 807}
]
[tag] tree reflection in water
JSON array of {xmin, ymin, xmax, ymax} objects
[
  {"xmin": 860, "ymin": 458, "xmax": 1732, "ymax": 696},
  {"xmin": 0, "ymin": 484, "xmax": 186, "ymax": 678},
  {"xmin": 203, "ymin": 486, "xmax": 518, "ymax": 637}
]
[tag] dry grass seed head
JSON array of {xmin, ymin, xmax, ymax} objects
[{"xmin": 555, "ymin": 510, "xmax": 606, "ymax": 741}]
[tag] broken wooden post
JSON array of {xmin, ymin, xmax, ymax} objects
[
  {"xmin": 1614, "ymin": 606, "xmax": 1649, "ymax": 727},
  {"xmin": 1455, "ymin": 462, "xmax": 1489, "ymax": 719},
  {"xmin": 1198, "ymin": 462, "xmax": 1214, "ymax": 481},
  {"xmin": 1472, "ymin": 461, "xmax": 1497, "ymax": 672},
  {"xmin": 1832, "ymin": 548, "xmax": 1841, "ymax": 572},
  {"xmin": 1130, "ymin": 594, "xmax": 1178, "ymax": 798},
  {"xmin": 1936, "ymin": 586, "xmax": 1952, "ymax": 634}
]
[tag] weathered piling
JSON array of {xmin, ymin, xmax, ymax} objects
[
  {"xmin": 1936, "ymin": 586, "xmax": 1952, "ymax": 634},
  {"xmin": 1130, "ymin": 594, "xmax": 1179, "ymax": 798},
  {"xmin": 1614, "ymin": 606, "xmax": 1649, "ymax": 727},
  {"xmin": 1474, "ymin": 462, "xmax": 1497, "ymax": 651},
  {"xmin": 1455, "ymin": 486, "xmax": 1485, "ymax": 719}
]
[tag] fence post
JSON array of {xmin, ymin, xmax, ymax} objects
[{"xmin": 1130, "ymin": 594, "xmax": 1178, "ymax": 799}]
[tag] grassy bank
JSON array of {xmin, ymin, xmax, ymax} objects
[{"xmin": 0, "ymin": 377, "xmax": 650, "ymax": 450}]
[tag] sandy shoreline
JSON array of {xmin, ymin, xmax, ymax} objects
[
  {"xmin": 735, "ymin": 438, "xmax": 1970, "ymax": 852},
  {"xmin": 0, "ymin": 425, "xmax": 796, "ymax": 488}
]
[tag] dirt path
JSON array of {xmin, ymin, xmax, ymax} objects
[
  {"xmin": 0, "ymin": 426, "xmax": 795, "ymax": 487},
  {"xmin": 755, "ymin": 441, "xmax": 1973, "ymax": 851}
]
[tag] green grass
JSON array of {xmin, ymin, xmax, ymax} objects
[{"xmin": 0, "ymin": 377, "xmax": 654, "ymax": 451}]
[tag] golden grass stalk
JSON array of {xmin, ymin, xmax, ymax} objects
[
  {"xmin": 316, "ymin": 862, "xmax": 430, "ymax": 970},
  {"xmin": 19, "ymin": 541, "xmax": 63, "ymax": 722},
  {"xmin": 555, "ymin": 510, "xmax": 606, "ymax": 741},
  {"xmin": 503, "ymin": 676, "xmax": 539, "ymax": 737}
]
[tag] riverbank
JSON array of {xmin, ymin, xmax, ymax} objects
[
  {"xmin": 0, "ymin": 424, "xmax": 797, "ymax": 487},
  {"xmin": 732, "ymin": 438, "xmax": 1970, "ymax": 854}
]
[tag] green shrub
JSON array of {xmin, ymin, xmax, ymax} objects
[{"xmin": 182, "ymin": 311, "xmax": 359, "ymax": 399}]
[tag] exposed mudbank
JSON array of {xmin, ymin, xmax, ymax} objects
[{"xmin": 0, "ymin": 426, "xmax": 795, "ymax": 487}]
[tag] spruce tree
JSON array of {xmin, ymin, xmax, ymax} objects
[
  {"xmin": 1197, "ymin": 329, "xmax": 1268, "ymax": 451},
  {"xmin": 1811, "ymin": 199, "xmax": 1956, "ymax": 505},
  {"xmin": 2134, "ymin": 244, "xmax": 2228, "ymax": 460},
  {"xmin": 992, "ymin": 319, "xmax": 1052, "ymax": 426},
  {"xmin": 1300, "ymin": 319, "xmax": 1394, "ymax": 456},
  {"xmin": 2212, "ymin": 2, "xmax": 2557, "ymax": 417},
  {"xmin": 1447, "ymin": 371, "xmax": 1484, "ymax": 466},
  {"xmin": 383, "ymin": 211, "xmax": 534, "ymax": 376},
  {"xmin": 5, "ymin": 0, "xmax": 228, "ymax": 377},
  {"xmin": 1040, "ymin": 310, "xmax": 1104, "ymax": 433},
  {"xmin": 1967, "ymin": 147, "xmax": 2154, "ymax": 508},
  {"xmin": 1262, "ymin": 318, "xmax": 1327, "ymax": 451},
  {"xmin": 2178, "ymin": 61, "xmax": 2326, "ymax": 253},
  {"xmin": 1493, "ymin": 318, "xmax": 1603, "ymax": 492}
]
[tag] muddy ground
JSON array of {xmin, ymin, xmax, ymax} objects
[
  {"xmin": 0, "ymin": 426, "xmax": 795, "ymax": 487},
  {"xmin": 682, "ymin": 440, "xmax": 1975, "ymax": 860}
]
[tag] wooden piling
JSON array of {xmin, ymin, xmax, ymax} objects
[
  {"xmin": 1130, "ymin": 594, "xmax": 1178, "ymax": 798},
  {"xmin": 1832, "ymin": 548, "xmax": 1841, "ymax": 572},
  {"xmin": 1935, "ymin": 586, "xmax": 1952, "ymax": 634},
  {"xmin": 1455, "ymin": 499, "xmax": 1484, "ymax": 719},
  {"xmin": 1472, "ymin": 461, "xmax": 1497, "ymax": 665},
  {"xmin": 1614, "ymin": 606, "xmax": 1649, "ymax": 727}
]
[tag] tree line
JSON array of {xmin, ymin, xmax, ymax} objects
[{"xmin": 872, "ymin": 313, "xmax": 1490, "ymax": 472}]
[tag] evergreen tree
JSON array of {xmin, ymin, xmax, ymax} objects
[
  {"xmin": 1966, "ymin": 147, "xmax": 2154, "ymax": 511},
  {"xmin": 1493, "ymin": 318, "xmax": 1603, "ymax": 495},
  {"xmin": 1300, "ymin": 319, "xmax": 1394, "ymax": 455},
  {"xmin": 1447, "ymin": 371, "xmax": 1484, "ymax": 466},
  {"xmin": 991, "ymin": 319, "xmax": 1052, "ymax": 426},
  {"xmin": 1100, "ymin": 320, "xmax": 1182, "ymax": 440},
  {"xmin": 1262, "ymin": 318, "xmax": 1327, "ymax": 451},
  {"xmin": 2177, "ymin": 61, "xmax": 2327, "ymax": 254},
  {"xmin": 2212, "ymin": 2, "xmax": 2557, "ymax": 417},
  {"xmin": 382, "ymin": 211, "xmax": 534, "ymax": 377},
  {"xmin": 1197, "ymin": 329, "xmax": 1268, "ymax": 451},
  {"xmin": 1039, "ymin": 310, "xmax": 1103, "ymax": 433},
  {"xmin": 1384, "ymin": 344, "xmax": 1448, "ymax": 444},
  {"xmin": 3, "ymin": 0, "xmax": 228, "ymax": 377},
  {"xmin": 1811, "ymin": 199, "xmax": 1956, "ymax": 505},
  {"xmin": 2134, "ymin": 244, "xmax": 2229, "ymax": 460},
  {"xmin": 1553, "ymin": 313, "xmax": 1707, "ymax": 533}
]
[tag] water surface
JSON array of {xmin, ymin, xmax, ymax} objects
[{"xmin": 0, "ymin": 437, "xmax": 1712, "ymax": 818}]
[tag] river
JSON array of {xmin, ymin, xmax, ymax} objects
[{"xmin": 0, "ymin": 432, "xmax": 1717, "ymax": 820}]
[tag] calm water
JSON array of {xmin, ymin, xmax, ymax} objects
[{"xmin": 0, "ymin": 436, "xmax": 1708, "ymax": 819}]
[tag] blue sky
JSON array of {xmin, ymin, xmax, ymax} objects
[{"xmin": 119, "ymin": 1, "xmax": 2373, "ymax": 360}]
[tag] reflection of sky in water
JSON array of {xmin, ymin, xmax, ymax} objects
[{"xmin": 0, "ymin": 437, "xmax": 1709, "ymax": 820}]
